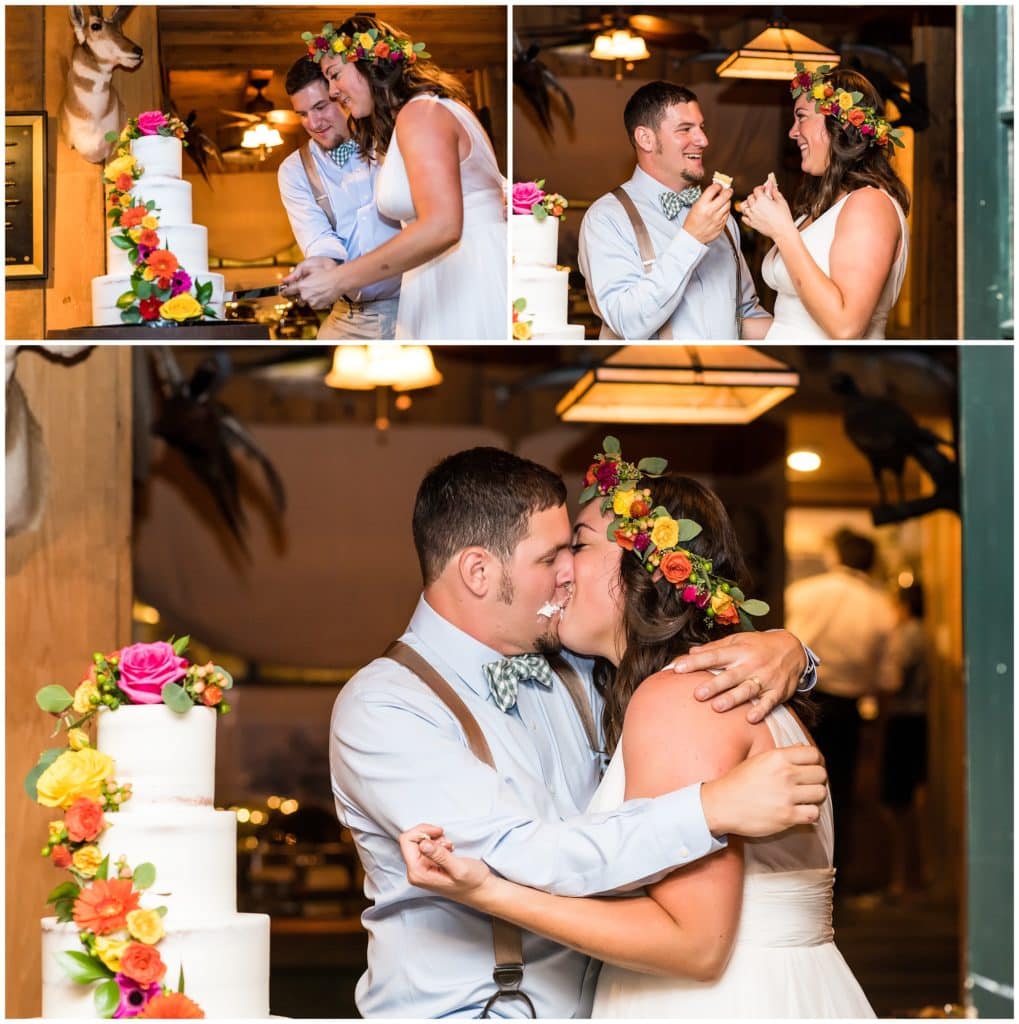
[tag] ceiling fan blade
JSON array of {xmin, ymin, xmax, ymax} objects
[
  {"xmin": 266, "ymin": 109, "xmax": 302, "ymax": 127},
  {"xmin": 219, "ymin": 108, "xmax": 258, "ymax": 122}
]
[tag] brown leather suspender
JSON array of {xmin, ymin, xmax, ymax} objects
[
  {"xmin": 299, "ymin": 142, "xmax": 337, "ymax": 231},
  {"xmin": 381, "ymin": 640, "xmax": 602, "ymax": 1017}
]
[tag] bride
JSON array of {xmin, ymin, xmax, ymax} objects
[
  {"xmin": 400, "ymin": 440, "xmax": 875, "ymax": 1017},
  {"xmin": 741, "ymin": 62, "xmax": 910, "ymax": 340},
  {"xmin": 283, "ymin": 15, "xmax": 507, "ymax": 340}
]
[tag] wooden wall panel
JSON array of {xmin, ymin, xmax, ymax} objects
[{"xmin": 5, "ymin": 346, "xmax": 132, "ymax": 1017}]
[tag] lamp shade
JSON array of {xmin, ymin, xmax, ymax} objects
[
  {"xmin": 325, "ymin": 345, "xmax": 443, "ymax": 392},
  {"xmin": 241, "ymin": 123, "xmax": 284, "ymax": 149},
  {"xmin": 556, "ymin": 346, "xmax": 799, "ymax": 424},
  {"xmin": 716, "ymin": 25, "xmax": 840, "ymax": 80},
  {"xmin": 590, "ymin": 29, "xmax": 650, "ymax": 62}
]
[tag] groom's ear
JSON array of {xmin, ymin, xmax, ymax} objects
[
  {"xmin": 632, "ymin": 125, "xmax": 656, "ymax": 154},
  {"xmin": 457, "ymin": 547, "xmax": 494, "ymax": 598}
]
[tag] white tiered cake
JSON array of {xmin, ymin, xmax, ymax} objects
[
  {"xmin": 91, "ymin": 135, "xmax": 225, "ymax": 327},
  {"xmin": 40, "ymin": 706, "xmax": 270, "ymax": 1017},
  {"xmin": 511, "ymin": 214, "xmax": 585, "ymax": 341}
]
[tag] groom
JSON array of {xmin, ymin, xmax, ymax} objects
[
  {"xmin": 579, "ymin": 80, "xmax": 773, "ymax": 340},
  {"xmin": 330, "ymin": 447, "xmax": 823, "ymax": 1017}
]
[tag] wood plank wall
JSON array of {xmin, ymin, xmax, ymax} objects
[{"xmin": 5, "ymin": 347, "xmax": 133, "ymax": 1017}]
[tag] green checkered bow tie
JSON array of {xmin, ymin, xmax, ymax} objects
[
  {"xmin": 482, "ymin": 654, "xmax": 557, "ymax": 712},
  {"xmin": 659, "ymin": 186, "xmax": 702, "ymax": 219},
  {"xmin": 328, "ymin": 139, "xmax": 359, "ymax": 168}
]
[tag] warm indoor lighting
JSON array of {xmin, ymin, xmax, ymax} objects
[
  {"xmin": 132, "ymin": 600, "xmax": 161, "ymax": 625},
  {"xmin": 591, "ymin": 28, "xmax": 650, "ymax": 62},
  {"xmin": 716, "ymin": 14, "xmax": 840, "ymax": 80},
  {"xmin": 556, "ymin": 346, "xmax": 799, "ymax": 424},
  {"xmin": 787, "ymin": 449, "xmax": 822, "ymax": 472},
  {"xmin": 241, "ymin": 122, "xmax": 284, "ymax": 151},
  {"xmin": 236, "ymin": 808, "xmax": 251, "ymax": 823},
  {"xmin": 898, "ymin": 570, "xmax": 915, "ymax": 588},
  {"xmin": 280, "ymin": 799, "xmax": 300, "ymax": 815},
  {"xmin": 325, "ymin": 345, "xmax": 442, "ymax": 392}
]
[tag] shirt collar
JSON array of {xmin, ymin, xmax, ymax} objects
[{"xmin": 408, "ymin": 595, "xmax": 505, "ymax": 699}]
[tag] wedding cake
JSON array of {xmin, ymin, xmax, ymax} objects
[
  {"xmin": 511, "ymin": 181, "xmax": 585, "ymax": 341},
  {"xmin": 92, "ymin": 118, "xmax": 225, "ymax": 327},
  {"xmin": 39, "ymin": 703, "xmax": 271, "ymax": 1017}
]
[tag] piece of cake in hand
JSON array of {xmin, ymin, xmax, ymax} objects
[{"xmin": 712, "ymin": 171, "xmax": 733, "ymax": 189}]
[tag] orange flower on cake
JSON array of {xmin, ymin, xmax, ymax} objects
[
  {"xmin": 146, "ymin": 250, "xmax": 179, "ymax": 279},
  {"xmin": 119, "ymin": 942, "xmax": 167, "ymax": 986},
  {"xmin": 660, "ymin": 550, "xmax": 693, "ymax": 585},
  {"xmin": 159, "ymin": 294, "xmax": 203, "ymax": 322},
  {"xmin": 120, "ymin": 206, "xmax": 149, "ymax": 229},
  {"xmin": 65, "ymin": 796, "xmax": 104, "ymax": 840},
  {"xmin": 36, "ymin": 748, "xmax": 115, "ymax": 808},
  {"xmin": 137, "ymin": 992, "xmax": 205, "ymax": 1018},
  {"xmin": 72, "ymin": 877, "xmax": 141, "ymax": 935},
  {"xmin": 200, "ymin": 684, "xmax": 223, "ymax": 708}
]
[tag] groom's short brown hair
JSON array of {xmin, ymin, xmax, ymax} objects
[
  {"xmin": 413, "ymin": 448, "xmax": 567, "ymax": 585},
  {"xmin": 624, "ymin": 81, "xmax": 699, "ymax": 147}
]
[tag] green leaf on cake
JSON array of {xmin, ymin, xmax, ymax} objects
[
  {"xmin": 738, "ymin": 599, "xmax": 770, "ymax": 617},
  {"xmin": 121, "ymin": 308, "xmax": 142, "ymax": 325},
  {"xmin": 24, "ymin": 747, "xmax": 66, "ymax": 800},
  {"xmin": 603, "ymin": 436, "xmax": 621, "ymax": 455},
  {"xmin": 116, "ymin": 291, "xmax": 136, "ymax": 309},
  {"xmin": 531, "ymin": 202, "xmax": 547, "ymax": 222},
  {"xmin": 637, "ymin": 457, "xmax": 668, "ymax": 476},
  {"xmin": 132, "ymin": 862, "xmax": 157, "ymax": 890},
  {"xmin": 95, "ymin": 855, "xmax": 110, "ymax": 881},
  {"xmin": 177, "ymin": 966, "xmax": 186, "ymax": 993},
  {"xmin": 112, "ymin": 234, "xmax": 134, "ymax": 250},
  {"xmin": 94, "ymin": 977, "xmax": 120, "ymax": 1018},
  {"xmin": 156, "ymin": 905, "xmax": 168, "ymax": 917},
  {"xmin": 214, "ymin": 665, "xmax": 234, "ymax": 689},
  {"xmin": 55, "ymin": 950, "xmax": 114, "ymax": 986},
  {"xmin": 54, "ymin": 899, "xmax": 76, "ymax": 923},
  {"xmin": 196, "ymin": 280, "xmax": 213, "ymax": 304},
  {"xmin": 36, "ymin": 685, "xmax": 74, "ymax": 714},
  {"xmin": 172, "ymin": 635, "xmax": 191, "ymax": 656},
  {"xmin": 104, "ymin": 130, "xmax": 118, "ymax": 143},
  {"xmin": 134, "ymin": 279, "xmax": 153, "ymax": 300},
  {"xmin": 676, "ymin": 519, "xmax": 702, "ymax": 542},
  {"xmin": 512, "ymin": 297, "xmax": 527, "ymax": 313},
  {"xmin": 46, "ymin": 881, "xmax": 81, "ymax": 904},
  {"xmin": 162, "ymin": 682, "xmax": 194, "ymax": 714}
]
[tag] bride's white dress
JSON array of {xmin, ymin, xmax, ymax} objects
[
  {"xmin": 375, "ymin": 94, "xmax": 507, "ymax": 340},
  {"xmin": 589, "ymin": 705, "xmax": 875, "ymax": 1018},
  {"xmin": 762, "ymin": 187, "xmax": 909, "ymax": 339}
]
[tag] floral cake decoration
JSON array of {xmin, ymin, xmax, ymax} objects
[
  {"xmin": 580, "ymin": 436, "xmax": 770, "ymax": 629},
  {"xmin": 102, "ymin": 112, "xmax": 219, "ymax": 325},
  {"xmin": 512, "ymin": 179, "xmax": 568, "ymax": 222},
  {"xmin": 26, "ymin": 637, "xmax": 234, "ymax": 1019}
]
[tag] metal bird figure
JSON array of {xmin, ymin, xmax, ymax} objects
[
  {"xmin": 147, "ymin": 347, "xmax": 285, "ymax": 545},
  {"xmin": 513, "ymin": 37, "xmax": 575, "ymax": 135},
  {"xmin": 830, "ymin": 371, "xmax": 958, "ymax": 520}
]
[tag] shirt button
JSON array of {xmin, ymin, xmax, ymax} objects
[{"xmin": 679, "ymin": 846, "xmax": 690, "ymax": 859}]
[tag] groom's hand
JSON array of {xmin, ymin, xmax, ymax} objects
[
  {"xmin": 682, "ymin": 183, "xmax": 732, "ymax": 246},
  {"xmin": 670, "ymin": 629, "xmax": 808, "ymax": 723},
  {"xmin": 701, "ymin": 744, "xmax": 827, "ymax": 837}
]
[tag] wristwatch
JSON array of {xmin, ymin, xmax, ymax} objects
[{"xmin": 797, "ymin": 646, "xmax": 820, "ymax": 693}]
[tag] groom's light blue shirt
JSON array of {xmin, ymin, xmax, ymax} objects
[
  {"xmin": 329, "ymin": 595, "xmax": 726, "ymax": 1018},
  {"xmin": 578, "ymin": 165, "xmax": 770, "ymax": 340}
]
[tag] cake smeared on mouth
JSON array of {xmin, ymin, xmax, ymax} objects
[{"xmin": 537, "ymin": 583, "xmax": 573, "ymax": 619}]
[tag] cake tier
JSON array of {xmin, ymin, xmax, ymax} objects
[
  {"xmin": 42, "ymin": 913, "xmax": 271, "ymax": 1018},
  {"xmin": 511, "ymin": 214, "xmax": 559, "ymax": 267},
  {"xmin": 513, "ymin": 264, "xmax": 577, "ymax": 331},
  {"xmin": 97, "ymin": 704, "xmax": 217, "ymax": 807},
  {"xmin": 131, "ymin": 135, "xmax": 183, "ymax": 179},
  {"xmin": 100, "ymin": 807, "xmax": 238, "ymax": 915},
  {"xmin": 91, "ymin": 272, "xmax": 225, "ymax": 326},
  {"xmin": 122, "ymin": 175, "xmax": 192, "ymax": 225},
  {"xmin": 531, "ymin": 323, "xmax": 586, "ymax": 341},
  {"xmin": 107, "ymin": 223, "xmax": 210, "ymax": 277}
]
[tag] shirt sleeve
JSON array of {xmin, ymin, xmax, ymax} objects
[
  {"xmin": 277, "ymin": 153, "xmax": 349, "ymax": 262},
  {"xmin": 732, "ymin": 218, "xmax": 770, "ymax": 321},
  {"xmin": 579, "ymin": 197, "xmax": 708, "ymax": 340},
  {"xmin": 331, "ymin": 675, "xmax": 724, "ymax": 899}
]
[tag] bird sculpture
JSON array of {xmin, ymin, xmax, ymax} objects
[
  {"xmin": 513, "ymin": 37, "xmax": 575, "ymax": 135},
  {"xmin": 830, "ymin": 371, "xmax": 958, "ymax": 523},
  {"xmin": 146, "ymin": 347, "xmax": 285, "ymax": 545}
]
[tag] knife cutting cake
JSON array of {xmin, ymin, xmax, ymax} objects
[{"xmin": 92, "ymin": 112, "xmax": 225, "ymax": 327}]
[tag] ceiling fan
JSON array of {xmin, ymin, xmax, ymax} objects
[
  {"xmin": 218, "ymin": 70, "xmax": 302, "ymax": 133},
  {"xmin": 518, "ymin": 9, "xmax": 709, "ymax": 56}
]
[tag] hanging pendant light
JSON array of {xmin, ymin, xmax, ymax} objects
[{"xmin": 716, "ymin": 10, "xmax": 839, "ymax": 81}]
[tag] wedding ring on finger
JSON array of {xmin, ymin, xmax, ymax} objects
[{"xmin": 746, "ymin": 674, "xmax": 762, "ymax": 698}]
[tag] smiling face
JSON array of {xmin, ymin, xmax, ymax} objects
[
  {"xmin": 320, "ymin": 53, "xmax": 374, "ymax": 118},
  {"xmin": 557, "ymin": 501, "xmax": 626, "ymax": 665},
  {"xmin": 790, "ymin": 94, "xmax": 832, "ymax": 176},
  {"xmin": 637, "ymin": 100, "xmax": 709, "ymax": 189},
  {"xmin": 290, "ymin": 78, "xmax": 349, "ymax": 150}
]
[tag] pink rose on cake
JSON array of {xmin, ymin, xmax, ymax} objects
[
  {"xmin": 137, "ymin": 111, "xmax": 168, "ymax": 136},
  {"xmin": 117, "ymin": 641, "xmax": 189, "ymax": 704},
  {"xmin": 512, "ymin": 180, "xmax": 545, "ymax": 215}
]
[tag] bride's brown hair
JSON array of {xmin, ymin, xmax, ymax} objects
[
  {"xmin": 794, "ymin": 67, "xmax": 911, "ymax": 223},
  {"xmin": 335, "ymin": 15, "xmax": 469, "ymax": 161},
  {"xmin": 594, "ymin": 475, "xmax": 812, "ymax": 755}
]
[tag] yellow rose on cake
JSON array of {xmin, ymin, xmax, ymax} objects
[
  {"xmin": 71, "ymin": 844, "xmax": 104, "ymax": 878},
  {"xmin": 159, "ymin": 294, "xmax": 203, "ymax": 322},
  {"xmin": 127, "ymin": 908, "xmax": 166, "ymax": 945},
  {"xmin": 36, "ymin": 748, "xmax": 115, "ymax": 809}
]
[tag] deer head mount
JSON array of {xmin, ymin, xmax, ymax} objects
[{"xmin": 60, "ymin": 6, "xmax": 143, "ymax": 164}]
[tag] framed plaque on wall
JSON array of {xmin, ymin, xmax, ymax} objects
[{"xmin": 6, "ymin": 111, "xmax": 48, "ymax": 280}]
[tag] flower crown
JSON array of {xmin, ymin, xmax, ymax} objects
[
  {"xmin": 302, "ymin": 23, "xmax": 430, "ymax": 67},
  {"xmin": 790, "ymin": 62, "xmax": 905, "ymax": 149},
  {"xmin": 580, "ymin": 437, "xmax": 770, "ymax": 629}
]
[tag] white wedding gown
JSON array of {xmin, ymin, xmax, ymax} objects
[
  {"xmin": 762, "ymin": 188, "xmax": 909, "ymax": 339},
  {"xmin": 589, "ymin": 705, "xmax": 875, "ymax": 1018},
  {"xmin": 375, "ymin": 94, "xmax": 507, "ymax": 340}
]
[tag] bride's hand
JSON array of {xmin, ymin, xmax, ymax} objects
[
  {"xmin": 740, "ymin": 182, "xmax": 794, "ymax": 242},
  {"xmin": 280, "ymin": 256, "xmax": 347, "ymax": 308},
  {"xmin": 399, "ymin": 823, "xmax": 493, "ymax": 902}
]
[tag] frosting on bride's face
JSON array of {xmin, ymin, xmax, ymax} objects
[
  {"xmin": 321, "ymin": 54, "xmax": 375, "ymax": 119},
  {"xmin": 789, "ymin": 95, "xmax": 831, "ymax": 176},
  {"xmin": 557, "ymin": 501, "xmax": 626, "ymax": 665}
]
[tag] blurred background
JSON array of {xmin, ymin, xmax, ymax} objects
[{"xmin": 6, "ymin": 343, "xmax": 1012, "ymax": 1017}]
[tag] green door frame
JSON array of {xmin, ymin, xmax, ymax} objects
[{"xmin": 960, "ymin": 346, "xmax": 1013, "ymax": 1016}]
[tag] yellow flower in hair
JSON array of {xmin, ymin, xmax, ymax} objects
[
  {"xmin": 811, "ymin": 84, "xmax": 827, "ymax": 100},
  {"xmin": 332, "ymin": 37, "xmax": 344, "ymax": 53},
  {"xmin": 358, "ymin": 32, "xmax": 375, "ymax": 49},
  {"xmin": 613, "ymin": 489, "xmax": 637, "ymax": 515},
  {"xmin": 650, "ymin": 516, "xmax": 679, "ymax": 551},
  {"xmin": 838, "ymin": 92, "xmax": 854, "ymax": 111},
  {"xmin": 876, "ymin": 122, "xmax": 889, "ymax": 139}
]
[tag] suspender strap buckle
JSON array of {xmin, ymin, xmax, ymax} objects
[{"xmin": 492, "ymin": 964, "xmax": 524, "ymax": 990}]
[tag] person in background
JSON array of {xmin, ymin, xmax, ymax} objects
[{"xmin": 277, "ymin": 57, "xmax": 402, "ymax": 339}]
